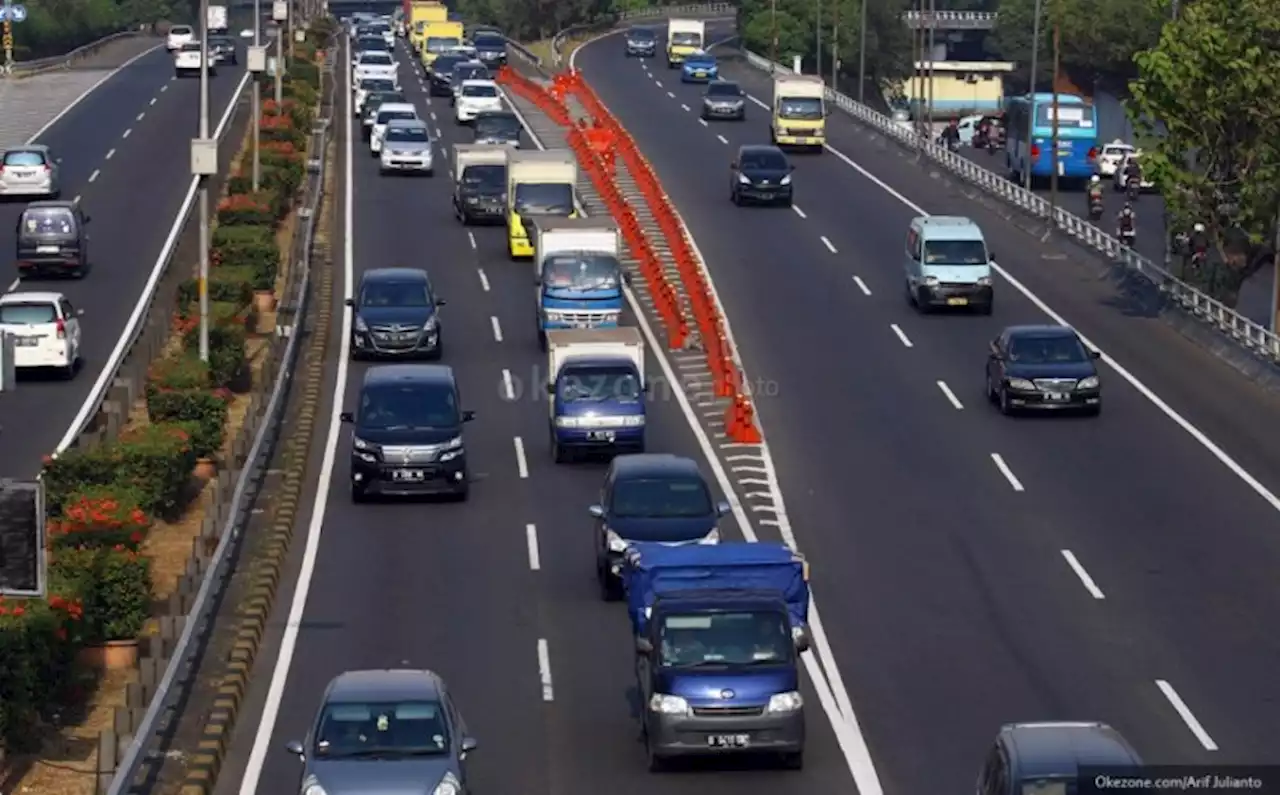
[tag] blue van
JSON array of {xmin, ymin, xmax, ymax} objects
[{"xmin": 904, "ymin": 216, "xmax": 994, "ymax": 314}]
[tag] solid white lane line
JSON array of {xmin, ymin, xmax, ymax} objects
[
  {"xmin": 1155, "ymin": 680, "xmax": 1218, "ymax": 750},
  {"xmin": 716, "ymin": 134, "xmax": 728, "ymax": 144},
  {"xmin": 852, "ymin": 275, "xmax": 872, "ymax": 295},
  {"xmin": 820, "ymin": 236, "xmax": 837, "ymax": 253},
  {"xmin": 936, "ymin": 380, "xmax": 963, "ymax": 409},
  {"xmin": 537, "ymin": 639, "xmax": 554, "ymax": 701},
  {"xmin": 477, "ymin": 268, "xmax": 490, "ymax": 291},
  {"xmin": 890, "ymin": 324, "xmax": 913, "ymax": 348},
  {"xmin": 88, "ymin": 169, "xmax": 100, "ymax": 183},
  {"xmin": 526, "ymin": 523, "xmax": 541, "ymax": 570},
  {"xmin": 6, "ymin": 278, "xmax": 19, "ymax": 292},
  {"xmin": 513, "ymin": 436, "xmax": 529, "ymax": 478},
  {"xmin": 990, "ymin": 453, "xmax": 1024, "ymax": 491},
  {"xmin": 1060, "ymin": 550, "xmax": 1105, "ymax": 599},
  {"xmin": 490, "ymin": 315, "xmax": 503, "ymax": 342},
  {"xmin": 502, "ymin": 368, "xmax": 515, "ymax": 400},
  {"xmin": 792, "ymin": 205, "xmax": 807, "ymax": 219},
  {"xmin": 467, "ymin": 230, "xmax": 476, "ymax": 249}
]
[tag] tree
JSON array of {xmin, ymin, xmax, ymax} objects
[
  {"xmin": 1128, "ymin": 0, "xmax": 1280, "ymax": 304},
  {"xmin": 737, "ymin": 0, "xmax": 912, "ymax": 85}
]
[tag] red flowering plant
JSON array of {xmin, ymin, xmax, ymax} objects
[
  {"xmin": 259, "ymin": 109, "xmax": 305, "ymax": 148},
  {"xmin": 217, "ymin": 192, "xmax": 274, "ymax": 226},
  {"xmin": 47, "ymin": 485, "xmax": 152, "ymax": 551},
  {"xmin": 0, "ymin": 592, "xmax": 85, "ymax": 750}
]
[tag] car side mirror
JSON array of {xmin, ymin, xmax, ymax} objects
[
  {"xmin": 641, "ymin": 381, "xmax": 650, "ymax": 394},
  {"xmin": 622, "ymin": 271, "xmax": 632, "ymax": 285},
  {"xmin": 436, "ymin": 298, "xmax": 446, "ymax": 306},
  {"xmin": 339, "ymin": 411, "xmax": 353, "ymax": 422},
  {"xmin": 635, "ymin": 637, "xmax": 653, "ymax": 655},
  {"xmin": 729, "ymin": 163, "xmax": 737, "ymax": 171},
  {"xmin": 545, "ymin": 382, "xmax": 555, "ymax": 395},
  {"xmin": 793, "ymin": 627, "xmax": 811, "ymax": 653},
  {"xmin": 82, "ymin": 215, "xmax": 92, "ymax": 223},
  {"xmin": 715, "ymin": 500, "xmax": 731, "ymax": 517},
  {"xmin": 987, "ymin": 251, "xmax": 996, "ymax": 262},
  {"xmin": 76, "ymin": 308, "xmax": 85, "ymax": 316},
  {"xmin": 1090, "ymin": 350, "xmax": 1102, "ymax": 360},
  {"xmin": 461, "ymin": 736, "xmax": 478, "ymax": 753},
  {"xmin": 588, "ymin": 504, "xmax": 605, "ymax": 519},
  {"xmin": 788, "ymin": 164, "xmax": 796, "ymax": 173},
  {"xmin": 284, "ymin": 740, "xmax": 305, "ymax": 757},
  {"xmin": 344, "ymin": 297, "xmax": 355, "ymax": 306},
  {"xmin": 462, "ymin": 410, "xmax": 476, "ymax": 422}
]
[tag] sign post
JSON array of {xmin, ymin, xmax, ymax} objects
[{"xmin": 2, "ymin": 2, "xmax": 28, "ymax": 75}]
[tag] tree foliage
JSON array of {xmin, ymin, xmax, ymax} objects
[
  {"xmin": 455, "ymin": 0, "xmax": 686, "ymax": 41},
  {"xmin": 1127, "ymin": 0, "xmax": 1280, "ymax": 288},
  {"xmin": 986, "ymin": 0, "xmax": 1164, "ymax": 91},
  {"xmin": 12, "ymin": 0, "xmax": 195, "ymax": 60}
]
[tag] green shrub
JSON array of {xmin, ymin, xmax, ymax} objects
[
  {"xmin": 44, "ymin": 423, "xmax": 197, "ymax": 520},
  {"xmin": 288, "ymin": 59, "xmax": 320, "ymax": 89},
  {"xmin": 228, "ymin": 173, "xmax": 253, "ymax": 196},
  {"xmin": 51, "ymin": 547, "xmax": 152, "ymax": 644},
  {"xmin": 283, "ymin": 78, "xmax": 318, "ymax": 109},
  {"xmin": 146, "ymin": 354, "xmax": 231, "ymax": 458},
  {"xmin": 47, "ymin": 485, "xmax": 152, "ymax": 551},
  {"xmin": 212, "ymin": 224, "xmax": 278, "ymax": 272},
  {"xmin": 217, "ymin": 192, "xmax": 275, "ymax": 226},
  {"xmin": 263, "ymin": 163, "xmax": 302, "ymax": 203},
  {"xmin": 0, "ymin": 599, "xmax": 79, "ymax": 751},
  {"xmin": 179, "ymin": 265, "xmax": 255, "ymax": 308},
  {"xmin": 184, "ymin": 322, "xmax": 247, "ymax": 390}
]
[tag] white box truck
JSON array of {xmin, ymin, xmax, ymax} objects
[
  {"xmin": 546, "ymin": 327, "xmax": 646, "ymax": 462},
  {"xmin": 207, "ymin": 4, "xmax": 228, "ymax": 33},
  {"xmin": 666, "ymin": 19, "xmax": 705, "ymax": 67},
  {"xmin": 772, "ymin": 74, "xmax": 827, "ymax": 150},
  {"xmin": 506, "ymin": 149, "xmax": 577, "ymax": 258}
]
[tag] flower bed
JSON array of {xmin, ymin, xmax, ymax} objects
[{"xmin": 0, "ymin": 25, "xmax": 331, "ymax": 756}]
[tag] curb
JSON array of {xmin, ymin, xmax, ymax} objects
[{"xmin": 177, "ymin": 153, "xmax": 335, "ymax": 795}]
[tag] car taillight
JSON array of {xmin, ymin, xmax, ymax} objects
[
  {"xmin": 1030, "ymin": 145, "xmax": 1040, "ymax": 159},
  {"xmin": 1087, "ymin": 146, "xmax": 1099, "ymax": 160},
  {"xmin": 55, "ymin": 319, "xmax": 66, "ymax": 339},
  {"xmin": 43, "ymin": 164, "xmax": 52, "ymax": 173}
]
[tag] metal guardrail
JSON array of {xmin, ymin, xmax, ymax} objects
[
  {"xmin": 901, "ymin": 9, "xmax": 999, "ymax": 28},
  {"xmin": 4, "ymin": 29, "xmax": 151, "ymax": 77},
  {"xmin": 102, "ymin": 42, "xmax": 335, "ymax": 795},
  {"xmin": 735, "ymin": 47, "xmax": 1280, "ymax": 364}
]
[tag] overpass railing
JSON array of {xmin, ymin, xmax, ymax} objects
[{"xmin": 3, "ymin": 28, "xmax": 152, "ymax": 78}]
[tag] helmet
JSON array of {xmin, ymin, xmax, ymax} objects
[
  {"xmin": 1122, "ymin": 203, "xmax": 1133, "ymax": 213},
  {"xmin": 1090, "ymin": 175, "xmax": 1100, "ymax": 184},
  {"xmin": 1193, "ymin": 222, "xmax": 1205, "ymax": 232}
]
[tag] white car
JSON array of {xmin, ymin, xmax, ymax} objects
[
  {"xmin": 1097, "ymin": 139, "xmax": 1135, "ymax": 178},
  {"xmin": 379, "ymin": 119, "xmax": 434, "ymax": 175},
  {"xmin": 449, "ymin": 61, "xmax": 489, "ymax": 103},
  {"xmin": 1112, "ymin": 152, "xmax": 1154, "ymax": 192},
  {"xmin": 0, "ymin": 291, "xmax": 82, "ymax": 378},
  {"xmin": 174, "ymin": 42, "xmax": 215, "ymax": 77},
  {"xmin": 352, "ymin": 50, "xmax": 396, "ymax": 88},
  {"xmin": 454, "ymin": 80, "xmax": 502, "ymax": 124},
  {"xmin": 354, "ymin": 76, "xmax": 398, "ymax": 116},
  {"xmin": 369, "ymin": 102, "xmax": 419, "ymax": 155},
  {"xmin": 166, "ymin": 24, "xmax": 194, "ymax": 51}
]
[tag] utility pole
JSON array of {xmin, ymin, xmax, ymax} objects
[
  {"xmin": 2, "ymin": 0, "xmax": 13, "ymax": 75},
  {"xmin": 913, "ymin": 0, "xmax": 924, "ymax": 138},
  {"xmin": 814, "ymin": 0, "xmax": 821, "ymax": 77},
  {"xmin": 857, "ymin": 0, "xmax": 867, "ymax": 103},
  {"xmin": 274, "ymin": 0, "xmax": 286, "ymax": 103},
  {"xmin": 926, "ymin": 0, "xmax": 935, "ymax": 134},
  {"xmin": 251, "ymin": 0, "xmax": 262, "ymax": 191},
  {"xmin": 770, "ymin": 0, "xmax": 777, "ymax": 62},
  {"xmin": 830, "ymin": 0, "xmax": 838, "ymax": 87},
  {"xmin": 1049, "ymin": 0, "xmax": 1061, "ymax": 217},
  {"xmin": 1024, "ymin": 0, "xmax": 1043, "ymax": 191},
  {"xmin": 197, "ymin": 0, "xmax": 211, "ymax": 362}
]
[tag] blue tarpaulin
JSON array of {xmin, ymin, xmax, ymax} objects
[{"xmin": 622, "ymin": 542, "xmax": 809, "ymax": 635}]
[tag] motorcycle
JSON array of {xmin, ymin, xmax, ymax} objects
[
  {"xmin": 987, "ymin": 137, "xmax": 1000, "ymax": 155},
  {"xmin": 1126, "ymin": 175, "xmax": 1141, "ymax": 201},
  {"xmin": 1118, "ymin": 226, "xmax": 1136, "ymax": 247},
  {"xmin": 1088, "ymin": 196, "xmax": 1104, "ymax": 221}
]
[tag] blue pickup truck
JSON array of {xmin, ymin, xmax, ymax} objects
[
  {"xmin": 533, "ymin": 218, "xmax": 625, "ymax": 345},
  {"xmin": 622, "ymin": 541, "xmax": 811, "ymax": 771}
]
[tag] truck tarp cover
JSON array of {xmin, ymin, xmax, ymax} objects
[{"xmin": 623, "ymin": 542, "xmax": 809, "ymax": 635}]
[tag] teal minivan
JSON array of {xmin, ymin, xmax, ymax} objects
[{"xmin": 904, "ymin": 216, "xmax": 994, "ymax": 314}]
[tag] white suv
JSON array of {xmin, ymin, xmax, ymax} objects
[
  {"xmin": 454, "ymin": 80, "xmax": 502, "ymax": 124},
  {"xmin": 0, "ymin": 291, "xmax": 82, "ymax": 379},
  {"xmin": 167, "ymin": 24, "xmax": 194, "ymax": 51}
]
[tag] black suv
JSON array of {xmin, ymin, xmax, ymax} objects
[
  {"xmin": 977, "ymin": 721, "xmax": 1141, "ymax": 795},
  {"xmin": 730, "ymin": 144, "xmax": 794, "ymax": 207},
  {"xmin": 453, "ymin": 161, "xmax": 506, "ymax": 225},
  {"xmin": 472, "ymin": 111, "xmax": 521, "ymax": 147},
  {"xmin": 347, "ymin": 267, "xmax": 445, "ymax": 360},
  {"xmin": 341, "ymin": 364, "xmax": 475, "ymax": 502},
  {"xmin": 428, "ymin": 54, "xmax": 467, "ymax": 96}
]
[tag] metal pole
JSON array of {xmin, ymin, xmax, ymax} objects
[
  {"xmin": 252, "ymin": 0, "xmax": 262, "ymax": 192},
  {"xmin": 814, "ymin": 0, "xmax": 821, "ymax": 77},
  {"xmin": 857, "ymin": 0, "xmax": 867, "ymax": 103},
  {"xmin": 830, "ymin": 0, "xmax": 838, "ymax": 88},
  {"xmin": 1023, "ymin": 0, "xmax": 1042, "ymax": 191},
  {"xmin": 2, "ymin": 0, "xmax": 13, "ymax": 74},
  {"xmin": 275, "ymin": 19, "xmax": 284, "ymax": 103},
  {"xmin": 913, "ymin": 0, "xmax": 923, "ymax": 138},
  {"xmin": 1049, "ymin": 7, "xmax": 1060, "ymax": 217},
  {"xmin": 770, "ymin": 0, "xmax": 777, "ymax": 63},
  {"xmin": 288, "ymin": 0, "xmax": 294, "ymax": 61},
  {"xmin": 925, "ymin": 0, "xmax": 934, "ymax": 134},
  {"xmin": 198, "ymin": 0, "xmax": 211, "ymax": 362}
]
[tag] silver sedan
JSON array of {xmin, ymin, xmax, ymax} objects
[
  {"xmin": 0, "ymin": 145, "xmax": 60, "ymax": 198},
  {"xmin": 379, "ymin": 119, "xmax": 435, "ymax": 175}
]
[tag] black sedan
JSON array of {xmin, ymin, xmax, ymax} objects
[
  {"xmin": 985, "ymin": 325, "xmax": 1102, "ymax": 416},
  {"xmin": 729, "ymin": 144, "xmax": 793, "ymax": 207}
]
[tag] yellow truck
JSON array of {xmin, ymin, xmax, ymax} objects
[
  {"xmin": 408, "ymin": 1, "xmax": 447, "ymax": 53},
  {"xmin": 420, "ymin": 20, "xmax": 464, "ymax": 71},
  {"xmin": 507, "ymin": 150, "xmax": 578, "ymax": 259},
  {"xmin": 771, "ymin": 74, "xmax": 827, "ymax": 150},
  {"xmin": 666, "ymin": 19, "xmax": 705, "ymax": 67}
]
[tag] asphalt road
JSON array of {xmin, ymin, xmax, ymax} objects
[
  {"xmin": 226, "ymin": 38, "xmax": 859, "ymax": 795},
  {"xmin": 574, "ymin": 28, "xmax": 1280, "ymax": 793},
  {"xmin": 0, "ymin": 48, "xmax": 249, "ymax": 476}
]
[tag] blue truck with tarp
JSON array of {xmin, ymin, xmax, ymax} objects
[{"xmin": 622, "ymin": 541, "xmax": 811, "ymax": 771}]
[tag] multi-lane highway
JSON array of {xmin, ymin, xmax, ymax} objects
[
  {"xmin": 567, "ymin": 25, "xmax": 1280, "ymax": 793},
  {"xmin": 0, "ymin": 43, "xmax": 251, "ymax": 476}
]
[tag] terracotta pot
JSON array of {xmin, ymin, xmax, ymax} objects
[
  {"xmin": 194, "ymin": 457, "xmax": 217, "ymax": 479},
  {"xmin": 77, "ymin": 640, "xmax": 138, "ymax": 671},
  {"xmin": 253, "ymin": 289, "xmax": 277, "ymax": 313}
]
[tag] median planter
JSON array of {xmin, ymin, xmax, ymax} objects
[
  {"xmin": 253, "ymin": 289, "xmax": 277, "ymax": 313},
  {"xmin": 76, "ymin": 639, "xmax": 138, "ymax": 671},
  {"xmin": 193, "ymin": 457, "xmax": 217, "ymax": 480}
]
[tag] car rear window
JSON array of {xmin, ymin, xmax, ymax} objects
[
  {"xmin": 462, "ymin": 84, "xmax": 497, "ymax": 97},
  {"xmin": 361, "ymin": 52, "xmax": 392, "ymax": 65},
  {"xmin": 22, "ymin": 208, "xmax": 75, "ymax": 234},
  {"xmin": 0, "ymin": 303, "xmax": 57, "ymax": 324},
  {"xmin": 170, "ymin": 25, "xmax": 192, "ymax": 35},
  {"xmin": 4, "ymin": 151, "xmax": 46, "ymax": 166}
]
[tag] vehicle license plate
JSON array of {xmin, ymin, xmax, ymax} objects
[
  {"xmin": 15, "ymin": 337, "xmax": 39, "ymax": 347},
  {"xmin": 946, "ymin": 297, "xmax": 969, "ymax": 306},
  {"xmin": 707, "ymin": 734, "xmax": 749, "ymax": 748},
  {"xmin": 694, "ymin": 70, "xmax": 705, "ymax": 76},
  {"xmin": 37, "ymin": 245, "xmax": 59, "ymax": 253},
  {"xmin": 12, "ymin": 169, "xmax": 34, "ymax": 178},
  {"xmin": 1045, "ymin": 392, "xmax": 1070, "ymax": 401},
  {"xmin": 588, "ymin": 430, "xmax": 615, "ymax": 442},
  {"xmin": 392, "ymin": 469, "xmax": 425, "ymax": 481}
]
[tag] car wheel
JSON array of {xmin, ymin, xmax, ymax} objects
[
  {"xmin": 781, "ymin": 751, "xmax": 804, "ymax": 770},
  {"xmin": 451, "ymin": 479, "xmax": 470, "ymax": 502},
  {"xmin": 551, "ymin": 434, "xmax": 567, "ymax": 463},
  {"xmin": 1083, "ymin": 404, "xmax": 1102, "ymax": 417},
  {"xmin": 780, "ymin": 196, "xmax": 793, "ymax": 208},
  {"xmin": 985, "ymin": 372, "xmax": 996, "ymax": 403},
  {"xmin": 428, "ymin": 335, "xmax": 443, "ymax": 360},
  {"xmin": 978, "ymin": 299, "xmax": 993, "ymax": 316},
  {"xmin": 730, "ymin": 187, "xmax": 740, "ymax": 206},
  {"xmin": 350, "ymin": 482, "xmax": 368, "ymax": 503},
  {"xmin": 646, "ymin": 737, "xmax": 667, "ymax": 772},
  {"xmin": 998, "ymin": 386, "xmax": 1014, "ymax": 416},
  {"xmin": 60, "ymin": 358, "xmax": 76, "ymax": 380}
]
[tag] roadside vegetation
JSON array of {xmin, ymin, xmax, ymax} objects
[{"xmin": 13, "ymin": 0, "xmax": 193, "ymax": 60}]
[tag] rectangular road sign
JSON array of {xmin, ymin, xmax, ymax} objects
[{"xmin": 0, "ymin": 479, "xmax": 46, "ymax": 597}]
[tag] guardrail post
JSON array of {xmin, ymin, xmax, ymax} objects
[{"xmin": 96, "ymin": 729, "xmax": 117, "ymax": 795}]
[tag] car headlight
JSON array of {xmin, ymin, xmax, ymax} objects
[
  {"xmin": 737, "ymin": 173, "xmax": 750, "ymax": 184},
  {"xmin": 1077, "ymin": 376, "xmax": 1099, "ymax": 389},
  {"xmin": 353, "ymin": 436, "xmax": 375, "ymax": 451},
  {"xmin": 780, "ymin": 175, "xmax": 791, "ymax": 185},
  {"xmin": 1008, "ymin": 378, "xmax": 1036, "ymax": 391},
  {"xmin": 699, "ymin": 528, "xmax": 720, "ymax": 544},
  {"xmin": 606, "ymin": 528, "xmax": 629, "ymax": 553},
  {"xmin": 923, "ymin": 275, "xmax": 939, "ymax": 287},
  {"xmin": 555, "ymin": 415, "xmax": 580, "ymax": 428},
  {"xmin": 354, "ymin": 315, "xmax": 368, "ymax": 332},
  {"xmin": 442, "ymin": 435, "xmax": 463, "ymax": 450},
  {"xmin": 766, "ymin": 691, "xmax": 804, "ymax": 713},
  {"xmin": 424, "ymin": 316, "xmax": 438, "ymax": 331},
  {"xmin": 302, "ymin": 777, "xmax": 327, "ymax": 795},
  {"xmin": 976, "ymin": 276, "xmax": 992, "ymax": 286},
  {"xmin": 649, "ymin": 694, "xmax": 689, "ymax": 715},
  {"xmin": 432, "ymin": 772, "xmax": 461, "ymax": 795}
]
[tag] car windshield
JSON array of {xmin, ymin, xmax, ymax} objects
[
  {"xmin": 612, "ymin": 476, "xmax": 712, "ymax": 518},
  {"xmin": 1102, "ymin": 145, "xmax": 1132, "ymax": 156},
  {"xmin": 4, "ymin": 151, "xmax": 46, "ymax": 166},
  {"xmin": 367, "ymin": 93, "xmax": 406, "ymax": 113},
  {"xmin": 474, "ymin": 114, "xmax": 519, "ymax": 138},
  {"xmin": 740, "ymin": 151, "xmax": 786, "ymax": 170},
  {"xmin": 314, "ymin": 700, "xmax": 450, "ymax": 759},
  {"xmin": 357, "ymin": 38, "xmax": 385, "ymax": 51},
  {"xmin": 21, "ymin": 208, "xmax": 75, "ymax": 235},
  {"xmin": 455, "ymin": 65, "xmax": 487, "ymax": 81},
  {"xmin": 778, "ymin": 97, "xmax": 823, "ymax": 120},
  {"xmin": 559, "ymin": 366, "xmax": 641, "ymax": 404},
  {"xmin": 386, "ymin": 126, "xmax": 429, "ymax": 143},
  {"xmin": 658, "ymin": 611, "xmax": 792, "ymax": 667},
  {"xmin": 361, "ymin": 280, "xmax": 430, "ymax": 307},
  {"xmin": 474, "ymin": 34, "xmax": 503, "ymax": 48},
  {"xmin": 180, "ymin": 42, "xmax": 202, "ymax": 52},
  {"xmin": 1007, "ymin": 334, "xmax": 1088, "ymax": 365},
  {"xmin": 629, "ymin": 29, "xmax": 655, "ymax": 41},
  {"xmin": 377, "ymin": 110, "xmax": 417, "ymax": 124},
  {"xmin": 461, "ymin": 164, "xmax": 504, "ymax": 188},
  {"xmin": 0, "ymin": 302, "xmax": 57, "ymax": 325},
  {"xmin": 923, "ymin": 239, "xmax": 987, "ymax": 265},
  {"xmin": 462, "ymin": 84, "xmax": 497, "ymax": 98},
  {"xmin": 707, "ymin": 83, "xmax": 740, "ymax": 97},
  {"xmin": 1022, "ymin": 778, "xmax": 1073, "ymax": 795},
  {"xmin": 514, "ymin": 183, "xmax": 573, "ymax": 215},
  {"xmin": 361, "ymin": 52, "xmax": 392, "ymax": 65},
  {"xmin": 427, "ymin": 36, "xmax": 460, "ymax": 53},
  {"xmin": 671, "ymin": 32, "xmax": 700, "ymax": 46},
  {"xmin": 359, "ymin": 384, "xmax": 459, "ymax": 430},
  {"xmin": 433, "ymin": 56, "xmax": 463, "ymax": 73},
  {"xmin": 541, "ymin": 254, "xmax": 620, "ymax": 292},
  {"xmin": 686, "ymin": 56, "xmax": 714, "ymax": 67},
  {"xmin": 362, "ymin": 78, "xmax": 396, "ymax": 92}
]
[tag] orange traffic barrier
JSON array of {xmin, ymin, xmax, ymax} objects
[{"xmin": 725, "ymin": 391, "xmax": 763, "ymax": 444}]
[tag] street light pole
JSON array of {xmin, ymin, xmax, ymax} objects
[
  {"xmin": 814, "ymin": 0, "xmax": 821, "ymax": 76},
  {"xmin": 925, "ymin": 0, "xmax": 935, "ymax": 133},
  {"xmin": 770, "ymin": 0, "xmax": 777, "ymax": 63},
  {"xmin": 1049, "ymin": 1, "xmax": 1061, "ymax": 218},
  {"xmin": 830, "ymin": 0, "xmax": 838, "ymax": 87},
  {"xmin": 275, "ymin": 3, "xmax": 285, "ymax": 103},
  {"xmin": 857, "ymin": 0, "xmax": 867, "ymax": 103},
  {"xmin": 198, "ymin": 0, "xmax": 211, "ymax": 362},
  {"xmin": 252, "ymin": 0, "xmax": 262, "ymax": 191},
  {"xmin": 1023, "ymin": 0, "xmax": 1043, "ymax": 191}
]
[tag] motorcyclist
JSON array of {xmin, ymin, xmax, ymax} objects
[
  {"xmin": 1188, "ymin": 221, "xmax": 1209, "ymax": 264},
  {"xmin": 1087, "ymin": 175, "xmax": 1104, "ymax": 203},
  {"xmin": 1122, "ymin": 157, "xmax": 1142, "ymax": 192},
  {"xmin": 940, "ymin": 119, "xmax": 960, "ymax": 149},
  {"xmin": 1117, "ymin": 203, "xmax": 1136, "ymax": 241}
]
